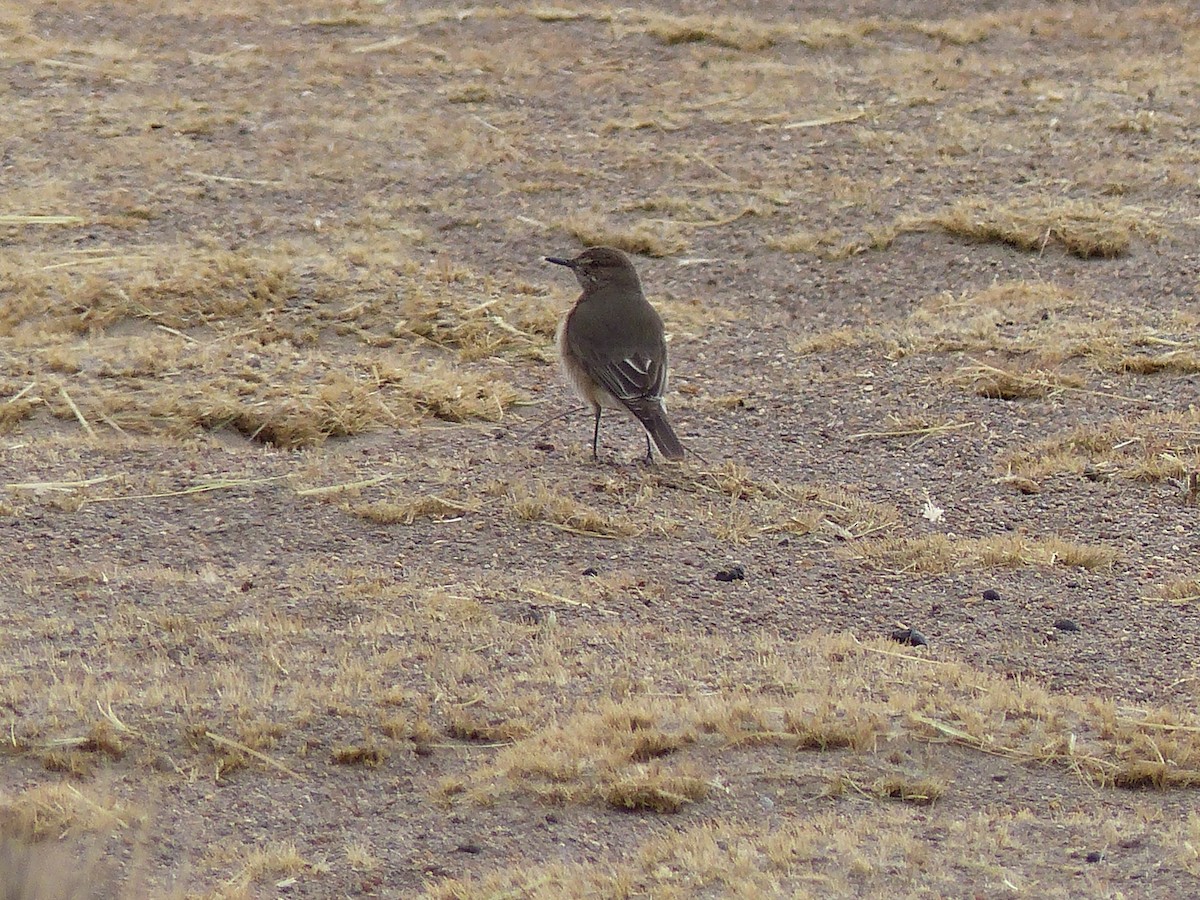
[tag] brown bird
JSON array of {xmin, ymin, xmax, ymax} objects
[{"xmin": 546, "ymin": 246, "xmax": 685, "ymax": 462}]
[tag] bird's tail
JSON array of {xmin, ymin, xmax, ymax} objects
[{"xmin": 629, "ymin": 401, "xmax": 686, "ymax": 460}]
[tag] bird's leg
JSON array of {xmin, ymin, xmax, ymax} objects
[
  {"xmin": 643, "ymin": 431, "xmax": 653, "ymax": 465},
  {"xmin": 592, "ymin": 407, "xmax": 602, "ymax": 460}
]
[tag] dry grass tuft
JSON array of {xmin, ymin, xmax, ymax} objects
[
  {"xmin": 795, "ymin": 17, "xmax": 881, "ymax": 48},
  {"xmin": 226, "ymin": 841, "xmax": 312, "ymax": 890},
  {"xmin": 159, "ymin": 372, "xmax": 399, "ymax": 448},
  {"xmin": 508, "ymin": 483, "xmax": 642, "ymax": 537},
  {"xmin": 0, "ymin": 249, "xmax": 294, "ymax": 338},
  {"xmin": 790, "ymin": 326, "xmax": 876, "ymax": 356},
  {"xmin": 871, "ymin": 773, "xmax": 946, "ymax": 805},
  {"xmin": 767, "ymin": 228, "xmax": 850, "ymax": 258},
  {"xmin": 1120, "ymin": 350, "xmax": 1200, "ymax": 375},
  {"xmin": 349, "ymin": 494, "xmax": 478, "ymax": 526},
  {"xmin": 640, "ymin": 13, "xmax": 777, "ymax": 51},
  {"xmin": 331, "ymin": 744, "xmax": 387, "ymax": 767},
  {"xmin": 926, "ymin": 197, "xmax": 1152, "ymax": 258},
  {"xmin": 954, "ymin": 362, "xmax": 1085, "ymax": 400},
  {"xmin": 691, "ymin": 465, "xmax": 901, "ymax": 542},
  {"xmin": 797, "ymin": 277, "xmax": 1163, "ymax": 370},
  {"xmin": 1002, "ymin": 410, "xmax": 1200, "ymax": 482},
  {"xmin": 557, "ymin": 214, "xmax": 687, "ymax": 258},
  {"xmin": 1111, "ymin": 761, "xmax": 1200, "ymax": 790},
  {"xmin": 474, "ymin": 701, "xmax": 703, "ymax": 809},
  {"xmin": 396, "ymin": 273, "xmax": 557, "ymax": 361},
  {"xmin": 446, "ymin": 712, "xmax": 532, "ymax": 744},
  {"xmin": 899, "ymin": 281, "xmax": 1077, "ymax": 353},
  {"xmin": 1, "ymin": 782, "xmax": 145, "ymax": 842},
  {"xmin": 602, "ymin": 767, "xmax": 709, "ymax": 812},
  {"xmin": 1144, "ymin": 576, "xmax": 1200, "ymax": 605},
  {"xmin": 848, "ymin": 533, "xmax": 1117, "ymax": 573},
  {"xmin": 0, "ymin": 244, "xmax": 538, "ymax": 443}
]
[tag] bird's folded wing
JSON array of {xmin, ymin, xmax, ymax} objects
[{"xmin": 580, "ymin": 347, "xmax": 666, "ymax": 402}]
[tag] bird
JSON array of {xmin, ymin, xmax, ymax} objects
[{"xmin": 545, "ymin": 246, "xmax": 686, "ymax": 462}]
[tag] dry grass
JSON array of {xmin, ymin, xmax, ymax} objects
[
  {"xmin": 428, "ymin": 629, "xmax": 1200, "ymax": 894},
  {"xmin": 1144, "ymin": 577, "xmax": 1200, "ymax": 605},
  {"xmin": 348, "ymin": 494, "xmax": 479, "ymax": 525},
  {"xmin": 1121, "ymin": 350, "xmax": 1200, "ymax": 375},
  {"xmin": 508, "ymin": 482, "xmax": 644, "ymax": 537},
  {"xmin": 796, "ymin": 278, "xmax": 1200, "ymax": 391},
  {"xmin": 458, "ymin": 639, "xmax": 1185, "ymax": 809},
  {"xmin": 640, "ymin": 12, "xmax": 777, "ymax": 51},
  {"xmin": 556, "ymin": 214, "xmax": 688, "ymax": 258},
  {"xmin": 798, "ymin": 277, "xmax": 1199, "ymax": 385},
  {"xmin": 925, "ymin": 197, "xmax": 1154, "ymax": 258},
  {"xmin": 1, "ymin": 782, "xmax": 146, "ymax": 844},
  {"xmin": 847, "ymin": 534, "xmax": 1117, "ymax": 574},
  {"xmin": 1002, "ymin": 410, "xmax": 1200, "ymax": 482},
  {"xmin": 0, "ymin": 246, "xmax": 544, "ymax": 445},
  {"xmin": 656, "ymin": 465, "xmax": 906, "ymax": 544},
  {"xmin": 953, "ymin": 362, "xmax": 1086, "ymax": 400}
]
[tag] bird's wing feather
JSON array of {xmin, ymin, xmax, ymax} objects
[{"xmin": 578, "ymin": 346, "xmax": 666, "ymax": 403}]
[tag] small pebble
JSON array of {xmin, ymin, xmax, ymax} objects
[
  {"xmin": 581, "ymin": 566, "xmax": 598, "ymax": 577},
  {"xmin": 1085, "ymin": 850, "xmax": 1103, "ymax": 863},
  {"xmin": 1054, "ymin": 618, "xmax": 1081, "ymax": 632},
  {"xmin": 982, "ymin": 589, "xmax": 1002, "ymax": 602},
  {"xmin": 715, "ymin": 565, "xmax": 745, "ymax": 582},
  {"xmin": 891, "ymin": 626, "xmax": 928, "ymax": 647}
]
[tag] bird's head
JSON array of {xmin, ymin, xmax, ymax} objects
[{"xmin": 545, "ymin": 246, "xmax": 640, "ymax": 292}]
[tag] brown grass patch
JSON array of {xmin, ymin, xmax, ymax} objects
[
  {"xmin": 602, "ymin": 767, "xmax": 709, "ymax": 812},
  {"xmin": 954, "ymin": 362, "xmax": 1086, "ymax": 400},
  {"xmin": 349, "ymin": 494, "xmax": 478, "ymax": 526},
  {"xmin": 1, "ymin": 783, "xmax": 145, "ymax": 842},
  {"xmin": 331, "ymin": 744, "xmax": 387, "ymax": 767},
  {"xmin": 870, "ymin": 774, "xmax": 946, "ymax": 805},
  {"xmin": 0, "ymin": 249, "xmax": 293, "ymax": 338},
  {"xmin": 926, "ymin": 197, "xmax": 1153, "ymax": 258},
  {"xmin": 1120, "ymin": 350, "xmax": 1200, "ymax": 375},
  {"xmin": 446, "ymin": 712, "xmax": 532, "ymax": 744},
  {"xmin": 396, "ymin": 272, "xmax": 557, "ymax": 361},
  {"xmin": 508, "ymin": 482, "xmax": 643, "ymax": 538},
  {"xmin": 1002, "ymin": 410, "xmax": 1200, "ymax": 482},
  {"xmin": 0, "ymin": 245, "xmax": 538, "ymax": 443},
  {"xmin": 640, "ymin": 13, "xmax": 777, "ymax": 51},
  {"xmin": 848, "ymin": 533, "xmax": 1117, "ymax": 574},
  {"xmin": 1144, "ymin": 576, "xmax": 1200, "ymax": 605},
  {"xmin": 691, "ymin": 465, "xmax": 902, "ymax": 542},
  {"xmin": 557, "ymin": 214, "xmax": 687, "ymax": 258}
]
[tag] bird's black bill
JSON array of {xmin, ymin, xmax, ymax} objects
[{"xmin": 545, "ymin": 256, "xmax": 576, "ymax": 267}]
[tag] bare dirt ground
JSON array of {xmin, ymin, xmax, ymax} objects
[{"xmin": 2, "ymin": 1, "xmax": 1200, "ymax": 896}]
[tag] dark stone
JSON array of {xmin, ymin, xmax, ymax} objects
[
  {"xmin": 891, "ymin": 627, "xmax": 928, "ymax": 647},
  {"xmin": 715, "ymin": 565, "xmax": 745, "ymax": 582}
]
